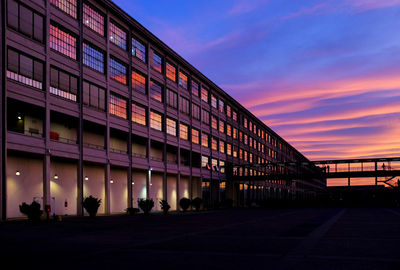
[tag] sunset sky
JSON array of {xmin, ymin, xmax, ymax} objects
[{"xmin": 114, "ymin": 0, "xmax": 400, "ymax": 162}]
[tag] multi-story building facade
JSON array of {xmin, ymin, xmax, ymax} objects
[{"xmin": 0, "ymin": 0, "xmax": 325, "ymax": 219}]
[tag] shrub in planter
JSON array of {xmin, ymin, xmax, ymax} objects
[
  {"xmin": 126, "ymin": 207, "xmax": 140, "ymax": 216},
  {"xmin": 179, "ymin": 197, "xmax": 191, "ymax": 212},
  {"xmin": 19, "ymin": 201, "xmax": 43, "ymax": 222},
  {"xmin": 191, "ymin": 197, "xmax": 202, "ymax": 211},
  {"xmin": 82, "ymin": 196, "xmax": 101, "ymax": 218},
  {"xmin": 138, "ymin": 198, "xmax": 154, "ymax": 215},
  {"xmin": 159, "ymin": 200, "xmax": 171, "ymax": 214}
]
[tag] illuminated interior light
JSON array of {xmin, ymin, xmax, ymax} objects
[
  {"xmin": 110, "ymin": 179, "xmax": 114, "ymax": 184},
  {"xmin": 16, "ymin": 170, "xmax": 20, "ymax": 176},
  {"xmin": 54, "ymin": 174, "xmax": 59, "ymax": 180},
  {"xmin": 132, "ymin": 182, "xmax": 134, "ymax": 185},
  {"xmin": 84, "ymin": 176, "xmax": 89, "ymax": 181}
]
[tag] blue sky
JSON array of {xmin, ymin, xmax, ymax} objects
[{"xmin": 113, "ymin": 0, "xmax": 400, "ymax": 164}]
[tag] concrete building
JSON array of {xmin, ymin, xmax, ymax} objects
[{"xmin": 0, "ymin": 0, "xmax": 325, "ymax": 219}]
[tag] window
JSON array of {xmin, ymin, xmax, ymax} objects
[
  {"xmin": 212, "ymin": 159, "xmax": 218, "ymax": 171},
  {"xmin": 220, "ymin": 140, "xmax": 225, "ymax": 153},
  {"xmin": 201, "ymin": 87, "xmax": 208, "ymax": 103},
  {"xmin": 233, "ymin": 146, "xmax": 238, "ymax": 158},
  {"xmin": 132, "ymin": 71, "xmax": 146, "ymax": 94},
  {"xmin": 226, "ymin": 105, "xmax": 231, "ymax": 117},
  {"xmin": 166, "ymin": 62, "xmax": 176, "ymax": 82},
  {"xmin": 219, "ymin": 120, "xmax": 225, "ymax": 133},
  {"xmin": 211, "ymin": 94, "xmax": 217, "ymax": 108},
  {"xmin": 82, "ymin": 81, "xmax": 105, "ymax": 110},
  {"xmin": 192, "ymin": 81, "xmax": 199, "ymax": 97},
  {"xmin": 150, "ymin": 80, "xmax": 163, "ymax": 102},
  {"xmin": 153, "ymin": 51, "xmax": 162, "ymax": 73},
  {"xmin": 110, "ymin": 57, "xmax": 127, "ymax": 84},
  {"xmin": 166, "ymin": 89, "xmax": 178, "ymax": 109},
  {"xmin": 132, "ymin": 103, "xmax": 146, "ymax": 126},
  {"xmin": 179, "ymin": 72, "xmax": 188, "ymax": 89},
  {"xmin": 227, "ymin": 143, "xmax": 232, "ymax": 156},
  {"xmin": 211, "ymin": 115, "xmax": 218, "ymax": 130},
  {"xmin": 201, "ymin": 133, "xmax": 209, "ymax": 148},
  {"xmin": 83, "ymin": 42, "xmax": 104, "ymax": 73},
  {"xmin": 227, "ymin": 124, "xmax": 232, "ymax": 136},
  {"xmin": 244, "ymin": 134, "xmax": 248, "ymax": 145},
  {"xmin": 179, "ymin": 96, "xmax": 190, "ymax": 115},
  {"xmin": 244, "ymin": 117, "xmax": 248, "ymax": 128},
  {"xmin": 50, "ymin": 66, "xmax": 77, "ymax": 102},
  {"xmin": 202, "ymin": 110, "xmax": 210, "ymax": 125},
  {"xmin": 50, "ymin": 24, "xmax": 77, "ymax": 59},
  {"xmin": 83, "ymin": 3, "xmax": 104, "ymax": 35},
  {"xmin": 211, "ymin": 137, "xmax": 218, "ymax": 151},
  {"xmin": 166, "ymin": 118, "xmax": 177, "ymax": 136},
  {"xmin": 233, "ymin": 128, "xmax": 238, "ymax": 139},
  {"xmin": 233, "ymin": 110, "xmax": 237, "ymax": 121},
  {"xmin": 132, "ymin": 37, "xmax": 146, "ymax": 62},
  {"xmin": 192, "ymin": 103, "xmax": 200, "ymax": 120},
  {"xmin": 7, "ymin": 48, "xmax": 43, "ymax": 89},
  {"xmin": 109, "ymin": 93, "xmax": 127, "ymax": 119},
  {"xmin": 219, "ymin": 100, "xmax": 225, "ymax": 113},
  {"xmin": 109, "ymin": 21, "xmax": 126, "ymax": 50},
  {"xmin": 150, "ymin": 111, "xmax": 163, "ymax": 131},
  {"xmin": 202, "ymin": 156, "xmax": 210, "ymax": 169},
  {"xmin": 180, "ymin": 123, "xmax": 188, "ymax": 140},
  {"xmin": 50, "ymin": 0, "xmax": 77, "ymax": 19},
  {"xmin": 220, "ymin": 161, "xmax": 225, "ymax": 174},
  {"xmin": 192, "ymin": 129, "xmax": 199, "ymax": 144},
  {"xmin": 7, "ymin": 0, "xmax": 44, "ymax": 42}
]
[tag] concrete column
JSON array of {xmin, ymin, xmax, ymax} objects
[
  {"xmin": 146, "ymin": 169, "xmax": 151, "ymax": 199},
  {"xmin": 1, "ymin": 0, "xmax": 6, "ymax": 221},
  {"xmin": 105, "ymin": 163, "xmax": 111, "ymax": 214},
  {"xmin": 176, "ymin": 172, "xmax": 180, "ymax": 210}
]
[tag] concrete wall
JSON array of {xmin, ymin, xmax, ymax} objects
[
  {"xmin": 110, "ymin": 168, "xmax": 128, "ymax": 213},
  {"xmin": 132, "ymin": 170, "xmax": 147, "ymax": 207},
  {"xmin": 83, "ymin": 164, "xmax": 105, "ymax": 215},
  {"xmin": 7, "ymin": 155, "xmax": 43, "ymax": 218},
  {"xmin": 50, "ymin": 160, "xmax": 77, "ymax": 216},
  {"xmin": 167, "ymin": 175, "xmax": 177, "ymax": 210},
  {"xmin": 150, "ymin": 172, "xmax": 163, "ymax": 211}
]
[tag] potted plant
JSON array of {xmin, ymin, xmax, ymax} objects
[
  {"xmin": 19, "ymin": 201, "xmax": 43, "ymax": 222},
  {"xmin": 82, "ymin": 196, "xmax": 101, "ymax": 218},
  {"xmin": 159, "ymin": 200, "xmax": 171, "ymax": 214},
  {"xmin": 138, "ymin": 198, "xmax": 154, "ymax": 215},
  {"xmin": 126, "ymin": 207, "xmax": 140, "ymax": 216},
  {"xmin": 179, "ymin": 197, "xmax": 191, "ymax": 212},
  {"xmin": 191, "ymin": 197, "xmax": 202, "ymax": 211}
]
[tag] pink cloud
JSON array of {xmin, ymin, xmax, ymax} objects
[
  {"xmin": 228, "ymin": 0, "xmax": 268, "ymax": 15},
  {"xmin": 346, "ymin": 0, "xmax": 400, "ymax": 12},
  {"xmin": 281, "ymin": 3, "xmax": 331, "ymax": 20}
]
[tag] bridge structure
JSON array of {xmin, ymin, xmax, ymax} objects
[{"xmin": 229, "ymin": 157, "xmax": 400, "ymax": 188}]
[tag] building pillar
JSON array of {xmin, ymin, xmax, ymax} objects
[
  {"xmin": 105, "ymin": 163, "xmax": 111, "ymax": 214},
  {"xmin": 43, "ymin": 153, "xmax": 51, "ymax": 215},
  {"xmin": 0, "ymin": 0, "xmax": 6, "ymax": 221},
  {"xmin": 146, "ymin": 169, "xmax": 151, "ymax": 199},
  {"xmin": 176, "ymin": 173, "xmax": 181, "ymax": 210}
]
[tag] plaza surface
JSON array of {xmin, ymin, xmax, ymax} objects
[{"xmin": 1, "ymin": 208, "xmax": 400, "ymax": 269}]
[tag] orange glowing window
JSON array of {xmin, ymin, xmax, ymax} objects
[
  {"xmin": 50, "ymin": 24, "xmax": 76, "ymax": 59},
  {"xmin": 166, "ymin": 118, "xmax": 177, "ymax": 136},
  {"xmin": 51, "ymin": 0, "xmax": 77, "ymax": 19},
  {"xmin": 201, "ymin": 87, "xmax": 208, "ymax": 103},
  {"xmin": 211, "ymin": 115, "xmax": 218, "ymax": 130},
  {"xmin": 132, "ymin": 103, "xmax": 146, "ymax": 126},
  {"xmin": 132, "ymin": 71, "xmax": 146, "ymax": 95},
  {"xmin": 109, "ymin": 93, "xmax": 127, "ymax": 119},
  {"xmin": 211, "ymin": 137, "xmax": 218, "ymax": 151},
  {"xmin": 201, "ymin": 133, "xmax": 209, "ymax": 148},
  {"xmin": 191, "ymin": 128, "xmax": 199, "ymax": 144},
  {"xmin": 219, "ymin": 140, "xmax": 225, "ymax": 153},
  {"xmin": 150, "ymin": 111, "xmax": 163, "ymax": 131},
  {"xmin": 166, "ymin": 62, "xmax": 176, "ymax": 82},
  {"xmin": 180, "ymin": 123, "xmax": 188, "ymax": 140},
  {"xmin": 179, "ymin": 72, "xmax": 188, "ymax": 89},
  {"xmin": 220, "ymin": 181, "xmax": 226, "ymax": 189}
]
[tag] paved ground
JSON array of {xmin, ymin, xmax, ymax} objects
[{"xmin": 1, "ymin": 208, "xmax": 400, "ymax": 269}]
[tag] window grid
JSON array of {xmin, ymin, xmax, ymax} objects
[
  {"xmin": 220, "ymin": 141, "xmax": 225, "ymax": 153},
  {"xmin": 83, "ymin": 3, "xmax": 104, "ymax": 36},
  {"xmin": 211, "ymin": 115, "xmax": 217, "ymax": 130},
  {"xmin": 192, "ymin": 128, "xmax": 199, "ymax": 144},
  {"xmin": 211, "ymin": 94, "xmax": 217, "ymax": 108},
  {"xmin": 192, "ymin": 81, "xmax": 199, "ymax": 97},
  {"xmin": 180, "ymin": 123, "xmax": 188, "ymax": 140},
  {"xmin": 192, "ymin": 104, "xmax": 200, "ymax": 120},
  {"xmin": 179, "ymin": 96, "xmax": 190, "ymax": 115},
  {"xmin": 132, "ymin": 71, "xmax": 146, "ymax": 95},
  {"xmin": 83, "ymin": 43, "xmax": 104, "ymax": 73},
  {"xmin": 110, "ymin": 57, "xmax": 127, "ymax": 84},
  {"xmin": 50, "ymin": 25, "xmax": 76, "ymax": 59},
  {"xmin": 132, "ymin": 37, "xmax": 146, "ymax": 62},
  {"xmin": 167, "ymin": 89, "xmax": 178, "ymax": 109},
  {"xmin": 50, "ymin": 66, "xmax": 77, "ymax": 102},
  {"xmin": 50, "ymin": 0, "xmax": 77, "ymax": 18},
  {"xmin": 211, "ymin": 137, "xmax": 218, "ymax": 151},
  {"xmin": 132, "ymin": 103, "xmax": 146, "ymax": 126},
  {"xmin": 201, "ymin": 87, "xmax": 208, "ymax": 103},
  {"xmin": 179, "ymin": 72, "xmax": 188, "ymax": 89},
  {"xmin": 201, "ymin": 133, "xmax": 209, "ymax": 148},
  {"xmin": 153, "ymin": 51, "xmax": 162, "ymax": 73},
  {"xmin": 202, "ymin": 110, "xmax": 210, "ymax": 125},
  {"xmin": 166, "ymin": 118, "xmax": 177, "ymax": 136},
  {"xmin": 150, "ymin": 80, "xmax": 163, "ymax": 102},
  {"xmin": 109, "ymin": 21, "xmax": 127, "ymax": 50},
  {"xmin": 166, "ymin": 62, "xmax": 176, "ymax": 82},
  {"xmin": 83, "ymin": 81, "xmax": 106, "ymax": 111},
  {"xmin": 109, "ymin": 94, "xmax": 127, "ymax": 119},
  {"xmin": 150, "ymin": 111, "xmax": 163, "ymax": 131}
]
